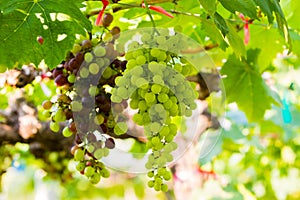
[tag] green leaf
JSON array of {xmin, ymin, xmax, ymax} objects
[
  {"xmin": 254, "ymin": 0, "xmax": 291, "ymax": 51},
  {"xmin": 214, "ymin": 12, "xmax": 229, "ymax": 37},
  {"xmin": 221, "ymin": 49, "xmax": 277, "ymax": 122},
  {"xmin": 199, "ymin": 0, "xmax": 216, "ymax": 15},
  {"xmin": 253, "ymin": 0, "xmax": 274, "ymax": 23},
  {"xmin": 0, "ymin": 0, "xmax": 91, "ymax": 70},
  {"xmin": 271, "ymin": 0, "xmax": 291, "ymax": 51},
  {"xmin": 218, "ymin": 0, "xmax": 258, "ymax": 19},
  {"xmin": 201, "ymin": 15, "xmax": 228, "ymax": 50},
  {"xmin": 226, "ymin": 21, "xmax": 246, "ymax": 57}
]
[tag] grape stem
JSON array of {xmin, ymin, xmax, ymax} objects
[{"xmin": 143, "ymin": 0, "xmax": 160, "ymax": 36}]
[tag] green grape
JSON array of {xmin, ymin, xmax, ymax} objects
[
  {"xmin": 102, "ymin": 148, "xmax": 109, "ymax": 157},
  {"xmin": 126, "ymin": 60, "xmax": 137, "ymax": 69},
  {"xmin": 53, "ymin": 109, "xmax": 66, "ymax": 122},
  {"xmin": 85, "ymin": 145, "xmax": 94, "ymax": 154},
  {"xmin": 148, "ymin": 180, "xmax": 155, "ymax": 188},
  {"xmin": 80, "ymin": 67, "xmax": 89, "ymax": 78},
  {"xmin": 89, "ymin": 63, "xmax": 100, "ymax": 74},
  {"xmin": 50, "ymin": 121, "xmax": 60, "ymax": 132},
  {"xmin": 142, "ymin": 113, "xmax": 151, "ymax": 124},
  {"xmin": 101, "ymin": 168, "xmax": 110, "ymax": 178},
  {"xmin": 84, "ymin": 166, "xmax": 95, "ymax": 177},
  {"xmin": 147, "ymin": 171, "xmax": 154, "ymax": 178},
  {"xmin": 68, "ymin": 74, "xmax": 76, "ymax": 83},
  {"xmin": 129, "ymin": 98, "xmax": 139, "ymax": 109},
  {"xmin": 74, "ymin": 148, "xmax": 85, "ymax": 161},
  {"xmin": 84, "ymin": 52, "xmax": 94, "ymax": 63},
  {"xmin": 151, "ymin": 137, "xmax": 161, "ymax": 146},
  {"xmin": 150, "ymin": 122, "xmax": 161, "ymax": 133},
  {"xmin": 152, "ymin": 75, "xmax": 164, "ymax": 85},
  {"xmin": 62, "ymin": 127, "xmax": 73, "ymax": 137},
  {"xmin": 90, "ymin": 173, "xmax": 101, "ymax": 184},
  {"xmin": 94, "ymin": 46, "xmax": 106, "ymax": 57},
  {"xmin": 94, "ymin": 114, "xmax": 104, "ymax": 125},
  {"xmin": 155, "ymin": 177, "xmax": 163, "ymax": 185},
  {"xmin": 102, "ymin": 67, "xmax": 113, "ymax": 79},
  {"xmin": 111, "ymin": 94, "xmax": 122, "ymax": 103},
  {"xmin": 157, "ymin": 167, "xmax": 167, "ymax": 176},
  {"xmin": 157, "ymin": 52, "xmax": 167, "ymax": 62},
  {"xmin": 114, "ymin": 122, "xmax": 128, "ymax": 135},
  {"xmin": 136, "ymin": 55, "xmax": 146, "ymax": 65},
  {"xmin": 159, "ymin": 126, "xmax": 169, "ymax": 137},
  {"xmin": 163, "ymin": 171, "xmax": 172, "ymax": 181},
  {"xmin": 161, "ymin": 184, "xmax": 168, "ymax": 192},
  {"xmin": 157, "ymin": 93, "xmax": 169, "ymax": 103},
  {"xmin": 115, "ymin": 76, "xmax": 128, "ymax": 87},
  {"xmin": 42, "ymin": 110, "xmax": 51, "ymax": 118},
  {"xmin": 151, "ymin": 84, "xmax": 161, "ymax": 94},
  {"xmin": 132, "ymin": 49, "xmax": 143, "ymax": 58},
  {"xmin": 144, "ymin": 92, "xmax": 156, "ymax": 103},
  {"xmin": 150, "ymin": 48, "xmax": 160, "ymax": 57},
  {"xmin": 138, "ymin": 100, "xmax": 148, "ymax": 111},
  {"xmin": 154, "ymin": 183, "xmax": 161, "ymax": 191},
  {"xmin": 71, "ymin": 101, "xmax": 83, "ymax": 112},
  {"xmin": 72, "ymin": 43, "xmax": 82, "ymax": 54},
  {"xmin": 135, "ymin": 77, "xmax": 148, "ymax": 88},
  {"xmin": 117, "ymin": 87, "xmax": 129, "ymax": 99},
  {"xmin": 76, "ymin": 161, "xmax": 86, "ymax": 171},
  {"xmin": 168, "ymin": 123, "xmax": 177, "ymax": 135},
  {"xmin": 94, "ymin": 149, "xmax": 104, "ymax": 159}
]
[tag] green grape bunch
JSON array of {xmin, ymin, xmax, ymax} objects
[{"xmin": 109, "ymin": 28, "xmax": 202, "ymax": 191}]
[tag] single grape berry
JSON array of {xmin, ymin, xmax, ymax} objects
[
  {"xmin": 81, "ymin": 39, "xmax": 93, "ymax": 50},
  {"xmin": 55, "ymin": 74, "xmax": 68, "ymax": 86},
  {"xmin": 37, "ymin": 36, "xmax": 44, "ymax": 45},
  {"xmin": 105, "ymin": 138, "xmax": 115, "ymax": 149},
  {"xmin": 42, "ymin": 100, "xmax": 52, "ymax": 110},
  {"xmin": 110, "ymin": 26, "xmax": 121, "ymax": 38},
  {"xmin": 102, "ymin": 13, "xmax": 113, "ymax": 27}
]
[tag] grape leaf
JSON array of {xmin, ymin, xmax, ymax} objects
[
  {"xmin": 198, "ymin": 0, "xmax": 216, "ymax": 15},
  {"xmin": 253, "ymin": 0, "xmax": 274, "ymax": 23},
  {"xmin": 201, "ymin": 15, "xmax": 228, "ymax": 50},
  {"xmin": 218, "ymin": 0, "xmax": 258, "ymax": 19},
  {"xmin": 226, "ymin": 21, "xmax": 246, "ymax": 57},
  {"xmin": 0, "ymin": 0, "xmax": 92, "ymax": 70},
  {"xmin": 253, "ymin": 0, "xmax": 291, "ymax": 51},
  {"xmin": 214, "ymin": 12, "xmax": 228, "ymax": 37},
  {"xmin": 221, "ymin": 49, "xmax": 277, "ymax": 122}
]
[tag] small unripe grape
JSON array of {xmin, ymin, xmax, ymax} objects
[
  {"xmin": 62, "ymin": 126, "xmax": 73, "ymax": 137},
  {"xmin": 76, "ymin": 161, "xmax": 86, "ymax": 171},
  {"xmin": 148, "ymin": 180, "xmax": 155, "ymax": 188},
  {"xmin": 74, "ymin": 148, "xmax": 85, "ymax": 161},
  {"xmin": 94, "ymin": 114, "xmax": 104, "ymax": 125},
  {"xmin": 67, "ymin": 74, "xmax": 76, "ymax": 83},
  {"xmin": 94, "ymin": 46, "xmax": 106, "ymax": 57},
  {"xmin": 71, "ymin": 101, "xmax": 83, "ymax": 112},
  {"xmin": 90, "ymin": 173, "xmax": 101, "ymax": 184},
  {"xmin": 84, "ymin": 52, "xmax": 94, "ymax": 63},
  {"xmin": 42, "ymin": 110, "xmax": 51, "ymax": 118},
  {"xmin": 50, "ymin": 121, "xmax": 60, "ymax": 132},
  {"xmin": 84, "ymin": 166, "xmax": 95, "ymax": 177}
]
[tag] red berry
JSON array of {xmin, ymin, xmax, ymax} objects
[{"xmin": 37, "ymin": 36, "xmax": 44, "ymax": 45}]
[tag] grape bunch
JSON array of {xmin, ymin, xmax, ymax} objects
[
  {"xmin": 111, "ymin": 29, "xmax": 198, "ymax": 191},
  {"xmin": 41, "ymin": 14, "xmax": 127, "ymax": 184}
]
